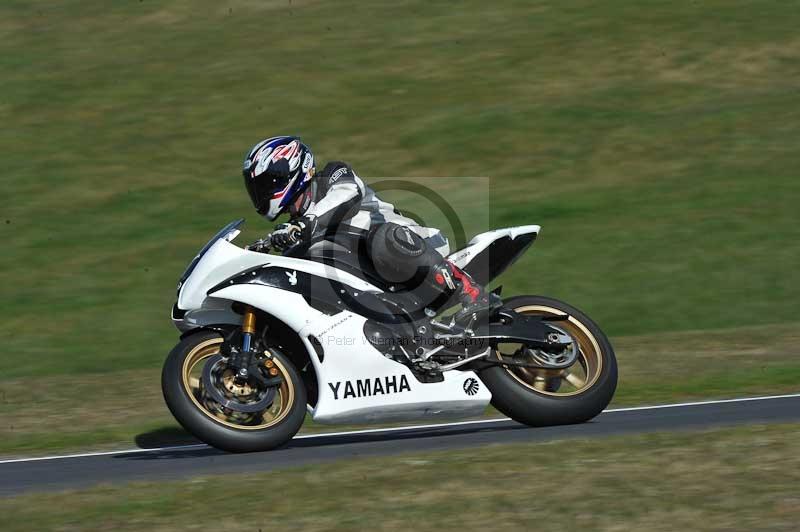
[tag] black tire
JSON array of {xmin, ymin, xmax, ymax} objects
[
  {"xmin": 478, "ymin": 295, "xmax": 617, "ymax": 427},
  {"xmin": 162, "ymin": 330, "xmax": 307, "ymax": 453}
]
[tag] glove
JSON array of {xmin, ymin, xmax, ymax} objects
[
  {"xmin": 270, "ymin": 217, "xmax": 318, "ymax": 250},
  {"xmin": 269, "ymin": 223, "xmax": 301, "ymax": 250}
]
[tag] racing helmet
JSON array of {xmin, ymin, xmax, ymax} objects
[{"xmin": 242, "ymin": 136, "xmax": 315, "ymax": 220}]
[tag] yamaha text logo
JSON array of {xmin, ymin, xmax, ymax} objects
[
  {"xmin": 328, "ymin": 375, "xmax": 411, "ymax": 400},
  {"xmin": 463, "ymin": 377, "xmax": 479, "ymax": 396}
]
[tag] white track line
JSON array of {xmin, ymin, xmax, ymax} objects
[{"xmin": 1, "ymin": 392, "xmax": 799, "ymax": 466}]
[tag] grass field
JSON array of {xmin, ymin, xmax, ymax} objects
[
  {"xmin": 2, "ymin": 424, "xmax": 800, "ymax": 531},
  {"xmin": 1, "ymin": 0, "xmax": 799, "ymax": 453}
]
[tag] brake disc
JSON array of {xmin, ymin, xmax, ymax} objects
[{"xmin": 201, "ymin": 355, "xmax": 277, "ymax": 413}]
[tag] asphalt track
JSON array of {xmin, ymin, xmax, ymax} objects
[{"xmin": 1, "ymin": 394, "xmax": 799, "ymax": 496}]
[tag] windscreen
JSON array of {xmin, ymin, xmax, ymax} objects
[{"xmin": 177, "ymin": 219, "xmax": 245, "ymax": 293}]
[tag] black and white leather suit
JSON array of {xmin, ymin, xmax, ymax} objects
[
  {"xmin": 290, "ymin": 162, "xmax": 449, "ymax": 282},
  {"xmin": 286, "ymin": 161, "xmax": 491, "ymax": 316}
]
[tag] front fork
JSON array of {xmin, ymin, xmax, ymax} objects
[
  {"xmin": 236, "ymin": 306, "xmax": 279, "ymax": 382},
  {"xmin": 230, "ymin": 306, "xmax": 257, "ymax": 381},
  {"xmin": 241, "ymin": 305, "xmax": 256, "ymax": 354}
]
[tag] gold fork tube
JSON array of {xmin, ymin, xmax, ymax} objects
[{"xmin": 241, "ymin": 306, "xmax": 257, "ymax": 335}]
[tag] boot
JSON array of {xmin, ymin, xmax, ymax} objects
[
  {"xmin": 447, "ymin": 261, "xmax": 502, "ymax": 325},
  {"xmin": 428, "ymin": 261, "xmax": 502, "ymax": 326}
]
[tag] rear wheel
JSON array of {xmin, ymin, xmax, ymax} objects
[
  {"xmin": 162, "ymin": 330, "xmax": 307, "ymax": 453},
  {"xmin": 478, "ymin": 295, "xmax": 617, "ymax": 426}
]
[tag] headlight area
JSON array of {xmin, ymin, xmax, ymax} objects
[{"xmin": 172, "ymin": 302, "xmax": 187, "ymax": 321}]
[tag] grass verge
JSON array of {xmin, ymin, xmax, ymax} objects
[{"xmin": 2, "ymin": 423, "xmax": 799, "ymax": 530}]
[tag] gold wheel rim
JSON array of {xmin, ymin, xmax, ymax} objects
[
  {"xmin": 496, "ymin": 305, "xmax": 603, "ymax": 397},
  {"xmin": 181, "ymin": 338, "xmax": 295, "ymax": 430}
]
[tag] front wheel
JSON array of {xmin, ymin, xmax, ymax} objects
[
  {"xmin": 162, "ymin": 330, "xmax": 307, "ymax": 453},
  {"xmin": 479, "ymin": 295, "xmax": 617, "ymax": 426}
]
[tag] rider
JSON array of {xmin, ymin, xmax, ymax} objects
[{"xmin": 241, "ymin": 135, "xmax": 498, "ymax": 323}]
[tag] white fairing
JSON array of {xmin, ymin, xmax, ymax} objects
[
  {"xmin": 176, "ymin": 237, "xmax": 380, "ymax": 326},
  {"xmin": 447, "ymin": 225, "xmax": 541, "ymax": 270},
  {"xmin": 173, "ymin": 224, "xmax": 544, "ymax": 425},
  {"xmin": 299, "ymin": 313, "xmax": 491, "ymax": 423},
  {"xmin": 190, "ymin": 283, "xmax": 491, "ymax": 423}
]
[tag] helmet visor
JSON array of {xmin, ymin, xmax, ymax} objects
[{"xmin": 243, "ymin": 168, "xmax": 292, "ymax": 215}]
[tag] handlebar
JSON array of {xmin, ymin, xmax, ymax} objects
[
  {"xmin": 247, "ymin": 229, "xmax": 326, "ymax": 257},
  {"xmin": 245, "ymin": 232, "xmax": 308, "ymax": 256},
  {"xmin": 245, "ymin": 235, "xmax": 272, "ymax": 254}
]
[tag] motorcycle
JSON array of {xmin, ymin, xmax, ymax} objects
[{"xmin": 163, "ymin": 219, "xmax": 617, "ymax": 452}]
